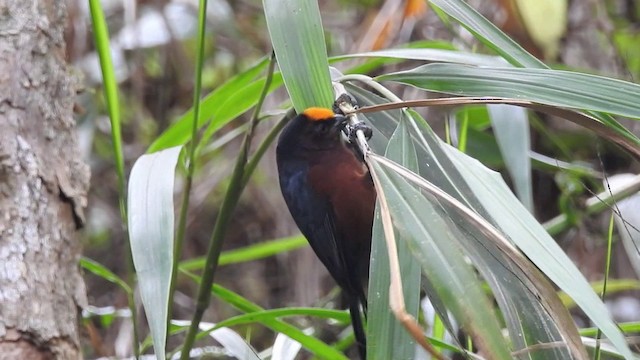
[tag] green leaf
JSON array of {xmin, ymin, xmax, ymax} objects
[
  {"xmin": 580, "ymin": 322, "xmax": 640, "ymax": 337},
  {"xmin": 207, "ymin": 281, "xmax": 349, "ymax": 360},
  {"xmin": 196, "ymin": 73, "xmax": 284, "ymax": 153},
  {"xmin": 348, "ymin": 86, "xmax": 586, "ymax": 359},
  {"xmin": 443, "ymin": 145, "xmax": 633, "ymax": 359},
  {"xmin": 264, "ymin": 0, "xmax": 333, "ymax": 111},
  {"xmin": 198, "ymin": 308, "xmax": 350, "ymax": 330},
  {"xmin": 332, "ymin": 40, "xmax": 463, "ymax": 75},
  {"xmin": 88, "ymin": 0, "xmax": 126, "ymax": 202},
  {"xmin": 427, "ymin": 0, "xmax": 637, "ymax": 156},
  {"xmin": 128, "ymin": 146, "xmax": 182, "ymax": 360},
  {"xmin": 367, "ymin": 115, "xmax": 421, "ymax": 360},
  {"xmin": 80, "ymin": 257, "xmax": 132, "ymax": 294},
  {"xmin": 487, "ymin": 104, "xmax": 533, "ymax": 211},
  {"xmin": 177, "ymin": 271, "xmax": 349, "ymax": 360},
  {"xmin": 370, "ymin": 158, "xmax": 513, "ymax": 360},
  {"xmin": 379, "ymin": 64, "xmax": 640, "ymax": 120},
  {"xmin": 559, "ymin": 279, "xmax": 640, "ymax": 309},
  {"xmin": 148, "ymin": 58, "xmax": 271, "ymax": 153},
  {"xmin": 179, "ymin": 235, "xmax": 307, "ymax": 271},
  {"xmin": 334, "ymin": 47, "xmax": 507, "ymax": 67},
  {"xmin": 428, "ymin": 0, "xmax": 546, "ymax": 68},
  {"xmin": 410, "ymin": 110, "xmax": 583, "ymax": 359}
]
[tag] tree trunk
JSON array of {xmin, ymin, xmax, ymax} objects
[{"xmin": 0, "ymin": 0, "xmax": 89, "ymax": 359}]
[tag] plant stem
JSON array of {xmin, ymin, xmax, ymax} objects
[
  {"xmin": 543, "ymin": 174, "xmax": 640, "ymax": 235},
  {"xmin": 167, "ymin": 0, "xmax": 209, "ymax": 338},
  {"xmin": 179, "ymin": 52, "xmax": 277, "ymax": 360},
  {"xmin": 241, "ymin": 112, "xmax": 291, "ymax": 187},
  {"xmin": 87, "ymin": 1, "xmax": 139, "ymax": 357},
  {"xmin": 594, "ymin": 213, "xmax": 615, "ymax": 360},
  {"xmin": 458, "ymin": 110, "xmax": 469, "ymax": 153}
]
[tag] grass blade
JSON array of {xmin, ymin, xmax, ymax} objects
[
  {"xmin": 179, "ymin": 235, "xmax": 307, "ymax": 271},
  {"xmin": 80, "ymin": 257, "xmax": 132, "ymax": 295}
]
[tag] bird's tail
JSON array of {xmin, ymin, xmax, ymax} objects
[{"xmin": 349, "ymin": 298, "xmax": 367, "ymax": 359}]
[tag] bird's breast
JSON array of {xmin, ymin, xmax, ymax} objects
[{"xmin": 306, "ymin": 145, "xmax": 376, "ymax": 245}]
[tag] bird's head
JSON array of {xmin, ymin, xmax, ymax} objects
[
  {"xmin": 277, "ymin": 107, "xmax": 349, "ymax": 153},
  {"xmin": 299, "ymin": 107, "xmax": 349, "ymax": 139}
]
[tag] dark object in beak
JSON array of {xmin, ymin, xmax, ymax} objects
[
  {"xmin": 333, "ymin": 93, "xmax": 359, "ymax": 115},
  {"xmin": 333, "ymin": 114, "xmax": 349, "ymax": 131}
]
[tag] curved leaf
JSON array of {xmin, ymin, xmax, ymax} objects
[
  {"xmin": 379, "ymin": 64, "xmax": 640, "ymax": 120},
  {"xmin": 443, "ymin": 145, "xmax": 632, "ymax": 360},
  {"xmin": 370, "ymin": 158, "xmax": 513, "ymax": 360},
  {"xmin": 148, "ymin": 58, "xmax": 273, "ymax": 152},
  {"xmin": 205, "ymin": 281, "xmax": 349, "ymax": 360},
  {"xmin": 179, "ymin": 235, "xmax": 307, "ymax": 271},
  {"xmin": 428, "ymin": 0, "xmax": 546, "ymax": 68},
  {"xmin": 128, "ymin": 146, "xmax": 182, "ymax": 360},
  {"xmin": 172, "ymin": 320, "xmax": 260, "ymax": 360},
  {"xmin": 80, "ymin": 257, "xmax": 132, "ymax": 294},
  {"xmin": 348, "ymin": 85, "xmax": 587, "ymax": 359},
  {"xmin": 427, "ymin": 0, "xmax": 634, "ymax": 157},
  {"xmin": 334, "ymin": 47, "xmax": 507, "ymax": 67}
]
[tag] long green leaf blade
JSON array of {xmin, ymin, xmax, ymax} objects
[
  {"xmin": 488, "ymin": 104, "xmax": 533, "ymax": 210},
  {"xmin": 428, "ymin": 0, "xmax": 546, "ymax": 68},
  {"xmin": 404, "ymin": 110, "xmax": 581, "ymax": 359},
  {"xmin": 204, "ymin": 281, "xmax": 349, "ymax": 360},
  {"xmin": 379, "ymin": 64, "xmax": 640, "ymax": 120},
  {"xmin": 367, "ymin": 115, "xmax": 421, "ymax": 360},
  {"xmin": 370, "ymin": 159, "xmax": 512, "ymax": 360},
  {"xmin": 426, "ymin": 0, "xmax": 636, "ymax": 152},
  {"xmin": 196, "ymin": 74, "xmax": 284, "ymax": 152},
  {"xmin": 80, "ymin": 257, "xmax": 132, "ymax": 294},
  {"xmin": 264, "ymin": 0, "xmax": 333, "ymax": 111},
  {"xmin": 443, "ymin": 145, "xmax": 634, "ymax": 360},
  {"xmin": 88, "ymin": 0, "xmax": 126, "ymax": 199},
  {"xmin": 348, "ymin": 85, "xmax": 586, "ymax": 358},
  {"xmin": 148, "ymin": 58, "xmax": 271, "ymax": 153},
  {"xmin": 179, "ymin": 235, "xmax": 307, "ymax": 271},
  {"xmin": 333, "ymin": 47, "xmax": 507, "ymax": 67},
  {"xmin": 128, "ymin": 146, "xmax": 182, "ymax": 360}
]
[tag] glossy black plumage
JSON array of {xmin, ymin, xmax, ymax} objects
[{"xmin": 276, "ymin": 108, "xmax": 376, "ymax": 359}]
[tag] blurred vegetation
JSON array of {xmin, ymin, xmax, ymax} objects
[{"xmin": 72, "ymin": 0, "xmax": 640, "ymax": 358}]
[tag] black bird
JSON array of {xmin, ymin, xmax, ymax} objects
[{"xmin": 276, "ymin": 106, "xmax": 376, "ymax": 359}]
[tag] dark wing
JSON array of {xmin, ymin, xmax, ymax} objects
[
  {"xmin": 277, "ymin": 161, "xmax": 349, "ymax": 287},
  {"xmin": 278, "ymin": 159, "xmax": 368, "ymax": 359}
]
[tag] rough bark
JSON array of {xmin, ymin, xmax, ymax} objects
[{"xmin": 0, "ymin": 0, "xmax": 89, "ymax": 359}]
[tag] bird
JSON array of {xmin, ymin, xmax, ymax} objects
[{"xmin": 276, "ymin": 105, "xmax": 376, "ymax": 359}]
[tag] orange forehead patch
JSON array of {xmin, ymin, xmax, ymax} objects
[{"xmin": 303, "ymin": 107, "xmax": 335, "ymax": 121}]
